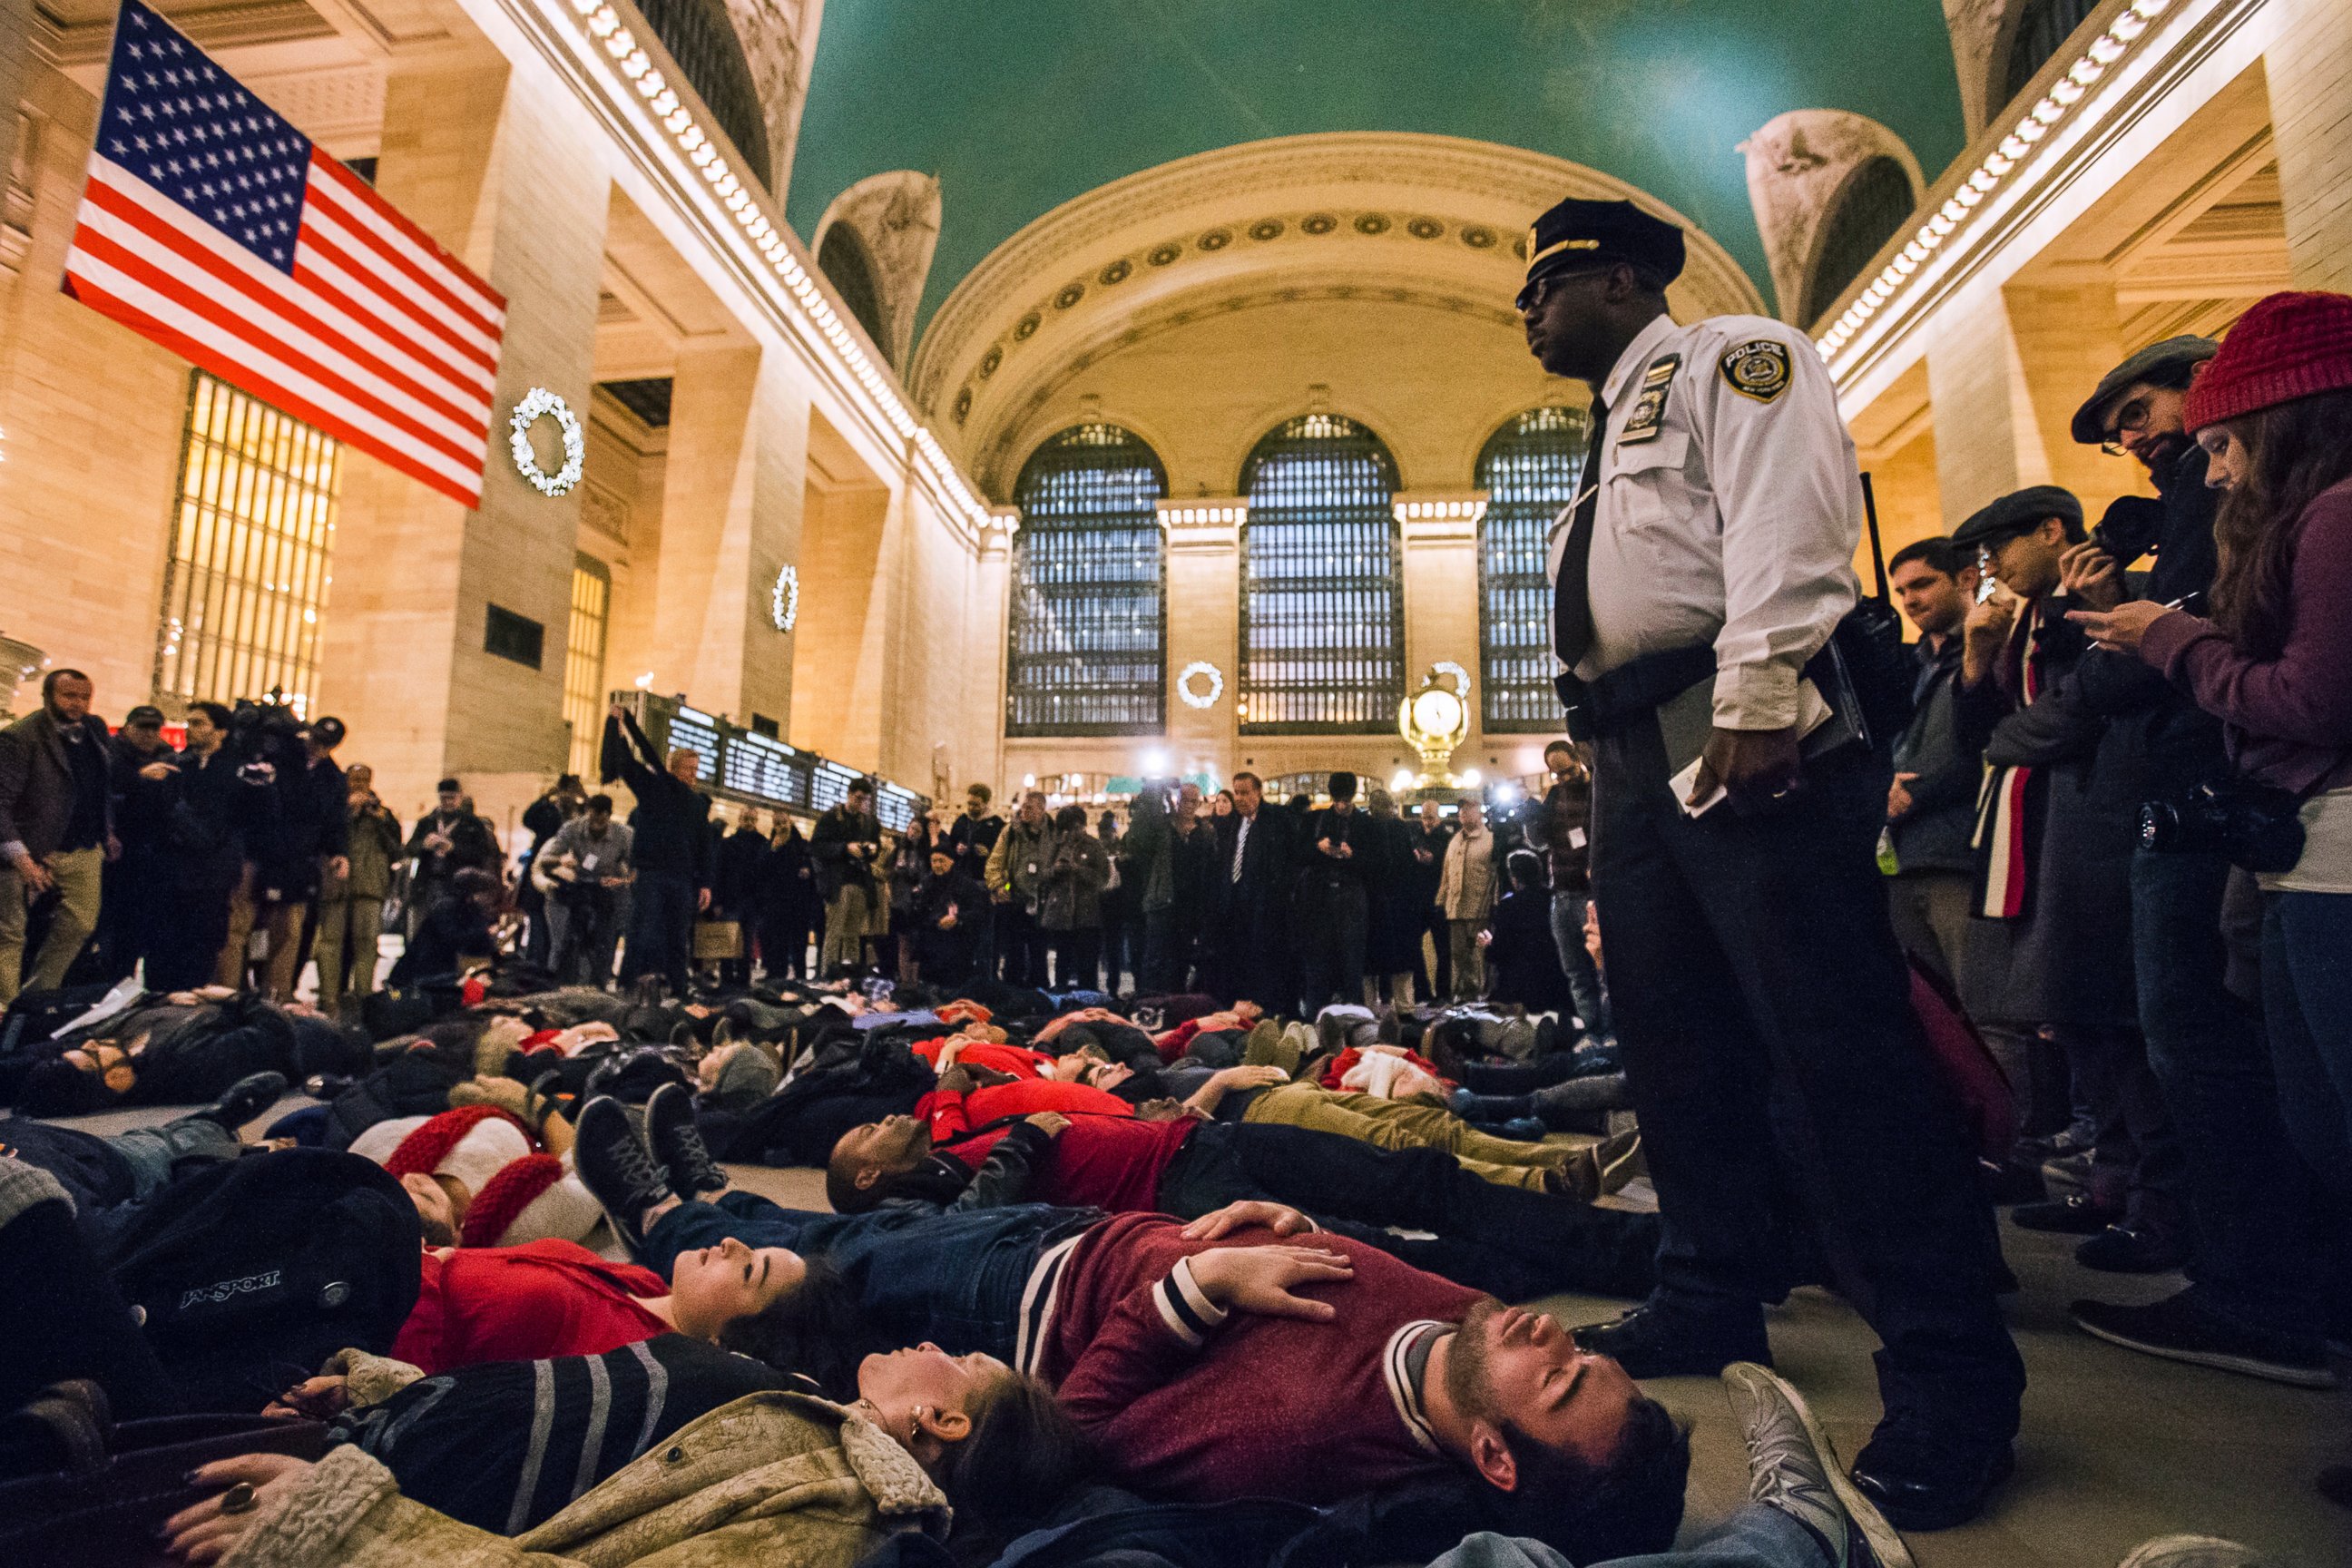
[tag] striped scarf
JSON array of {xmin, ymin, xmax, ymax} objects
[{"xmin": 1971, "ymin": 598, "xmax": 2047, "ymax": 919}]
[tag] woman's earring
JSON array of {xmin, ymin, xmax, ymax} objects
[{"xmin": 908, "ymin": 1406, "xmax": 925, "ymax": 1442}]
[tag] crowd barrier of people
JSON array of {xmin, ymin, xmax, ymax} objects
[{"xmin": 3, "ymin": 262, "xmax": 2347, "ymax": 1568}]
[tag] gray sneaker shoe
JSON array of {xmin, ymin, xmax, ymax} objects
[
  {"xmin": 2115, "ymin": 1538, "xmax": 2271, "ymax": 1568},
  {"xmin": 1722, "ymin": 1362, "xmax": 1913, "ymax": 1568}
]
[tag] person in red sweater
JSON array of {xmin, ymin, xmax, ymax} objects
[{"xmin": 827, "ymin": 1102, "xmax": 1658, "ymax": 1303}]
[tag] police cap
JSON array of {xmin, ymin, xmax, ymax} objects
[{"xmin": 1518, "ymin": 198, "xmax": 1685, "ymax": 309}]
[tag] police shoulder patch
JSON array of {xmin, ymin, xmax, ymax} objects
[{"xmin": 1719, "ymin": 338, "xmax": 1792, "ymax": 403}]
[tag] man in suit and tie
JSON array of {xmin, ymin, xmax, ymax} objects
[{"xmin": 1212, "ymin": 770, "xmax": 1295, "ymax": 1014}]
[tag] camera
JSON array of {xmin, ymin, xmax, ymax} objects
[{"xmin": 2139, "ymin": 779, "xmax": 2307, "ymax": 873}]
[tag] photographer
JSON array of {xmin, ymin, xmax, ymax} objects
[
  {"xmin": 210, "ymin": 699, "xmax": 311, "ymax": 994},
  {"xmin": 402, "ymin": 777, "xmax": 498, "ymax": 938},
  {"xmin": 315, "ymin": 763, "xmax": 403, "ymax": 1014},
  {"xmin": 809, "ymin": 775, "xmax": 881, "ymax": 976},
  {"xmin": 542, "ymin": 791, "xmax": 634, "ymax": 985},
  {"xmin": 2074, "ymin": 292, "xmax": 2352, "ymax": 1407}
]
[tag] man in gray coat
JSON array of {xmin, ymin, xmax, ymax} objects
[
  {"xmin": 1883, "ymin": 538, "xmax": 1984, "ymax": 987},
  {"xmin": 0, "ymin": 670, "xmax": 117, "ymax": 1004}
]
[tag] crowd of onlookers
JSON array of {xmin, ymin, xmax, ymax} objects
[{"xmin": 1, "ymin": 287, "xmax": 2347, "ymax": 1568}]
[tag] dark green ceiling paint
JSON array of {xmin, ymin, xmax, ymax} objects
[{"xmin": 786, "ymin": 1, "xmax": 1967, "ymax": 338}]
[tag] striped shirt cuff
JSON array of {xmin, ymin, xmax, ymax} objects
[{"xmin": 1152, "ymin": 1259, "xmax": 1230, "ymax": 1348}]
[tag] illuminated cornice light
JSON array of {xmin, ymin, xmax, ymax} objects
[
  {"xmin": 1393, "ymin": 497, "xmax": 1489, "ymax": 523},
  {"xmin": 1816, "ymin": 0, "xmax": 2177, "ymax": 366},
  {"xmin": 1157, "ymin": 503, "xmax": 1249, "ymax": 529},
  {"xmin": 558, "ymin": 0, "xmax": 992, "ymax": 537}
]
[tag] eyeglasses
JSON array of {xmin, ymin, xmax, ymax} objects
[{"xmin": 2100, "ymin": 397, "xmax": 2155, "ymax": 456}]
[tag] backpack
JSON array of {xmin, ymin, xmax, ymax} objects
[{"xmin": 103, "ymin": 1150, "xmax": 422, "ymax": 1413}]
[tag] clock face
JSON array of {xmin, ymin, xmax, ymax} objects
[{"xmin": 1412, "ymin": 687, "xmax": 1463, "ymax": 735}]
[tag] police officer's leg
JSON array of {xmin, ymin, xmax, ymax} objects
[
  {"xmin": 1589, "ymin": 720, "xmax": 1787, "ymax": 1329},
  {"xmin": 1654, "ymin": 742, "xmax": 2024, "ymax": 1459}
]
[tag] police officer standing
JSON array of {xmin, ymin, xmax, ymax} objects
[{"xmin": 1520, "ymin": 198, "xmax": 2023, "ymax": 1530}]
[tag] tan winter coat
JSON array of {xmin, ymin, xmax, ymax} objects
[
  {"xmin": 220, "ymin": 1392, "xmax": 949, "ymax": 1568},
  {"xmin": 1435, "ymin": 824, "xmax": 1499, "ymax": 921}
]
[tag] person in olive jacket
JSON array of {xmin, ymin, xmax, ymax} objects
[{"xmin": 314, "ymin": 762, "xmax": 403, "ymax": 1013}]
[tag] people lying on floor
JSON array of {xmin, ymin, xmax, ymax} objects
[
  {"xmin": 386, "ymin": 866, "xmax": 506, "ymax": 990},
  {"xmin": 823, "ymin": 1091, "xmax": 1660, "ymax": 1302},
  {"xmin": 162, "ymin": 1348, "xmax": 1084, "ymax": 1568},
  {"xmin": 0, "ymin": 1069, "xmax": 281, "ymax": 1246},
  {"xmin": 2, "ymin": 984, "xmax": 358, "ymax": 1117},
  {"xmin": 568, "ymin": 1101, "xmax": 1687, "ymax": 1563},
  {"xmin": 346, "ymin": 1105, "xmax": 600, "ymax": 1250}
]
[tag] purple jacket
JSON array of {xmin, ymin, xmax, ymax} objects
[{"xmin": 2139, "ymin": 476, "xmax": 2352, "ymax": 795}]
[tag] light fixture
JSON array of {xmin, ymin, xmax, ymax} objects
[
  {"xmin": 1460, "ymin": 768, "xmax": 1483, "ymax": 789},
  {"xmin": 1142, "ymin": 748, "xmax": 1171, "ymax": 776}
]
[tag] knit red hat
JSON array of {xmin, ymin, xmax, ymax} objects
[
  {"xmin": 2185, "ymin": 291, "xmax": 2352, "ymax": 432},
  {"xmin": 376, "ymin": 1105, "xmax": 533, "ymax": 1189},
  {"xmin": 458, "ymin": 1152, "xmax": 603, "ymax": 1249}
]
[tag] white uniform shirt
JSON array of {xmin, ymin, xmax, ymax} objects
[{"xmin": 1548, "ymin": 311, "xmax": 1863, "ymax": 731}]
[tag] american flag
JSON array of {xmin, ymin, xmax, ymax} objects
[{"xmin": 63, "ymin": 0, "xmax": 505, "ymax": 506}]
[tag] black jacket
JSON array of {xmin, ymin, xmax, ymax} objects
[
  {"xmin": 600, "ymin": 711, "xmax": 713, "ymax": 887},
  {"xmin": 1888, "ymin": 632, "xmax": 1978, "ymax": 873},
  {"xmin": 714, "ymin": 828, "xmax": 770, "ymax": 917}
]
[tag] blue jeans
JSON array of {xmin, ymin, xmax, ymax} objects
[
  {"xmin": 2132, "ymin": 850, "xmax": 2321, "ymax": 1334},
  {"xmin": 2264, "ymin": 892, "xmax": 2352, "ymax": 1202},
  {"xmin": 1549, "ymin": 889, "xmax": 1612, "ymax": 1034},
  {"xmin": 622, "ymin": 870, "xmax": 696, "ymax": 994},
  {"xmin": 640, "ymin": 1192, "xmax": 1089, "ymax": 1360},
  {"xmin": 1429, "ymin": 1509, "xmax": 1824, "ymax": 1568}
]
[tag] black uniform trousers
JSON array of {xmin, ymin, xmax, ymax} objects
[{"xmin": 1592, "ymin": 711, "xmax": 2024, "ymax": 1442}]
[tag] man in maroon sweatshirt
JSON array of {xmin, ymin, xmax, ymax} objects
[{"xmin": 826, "ymin": 1108, "xmax": 1658, "ymax": 1303}]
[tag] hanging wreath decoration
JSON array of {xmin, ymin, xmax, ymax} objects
[
  {"xmin": 1176, "ymin": 661, "xmax": 1224, "ymax": 710},
  {"xmin": 1432, "ymin": 660, "xmax": 1473, "ymax": 699},
  {"xmin": 509, "ymin": 388, "xmax": 585, "ymax": 497},
  {"xmin": 770, "ymin": 564, "xmax": 800, "ymax": 632}
]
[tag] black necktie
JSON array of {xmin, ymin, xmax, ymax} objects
[{"xmin": 1551, "ymin": 397, "xmax": 1611, "ymax": 673}]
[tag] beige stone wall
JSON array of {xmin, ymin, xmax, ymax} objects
[{"xmin": 2267, "ymin": 0, "xmax": 2352, "ymax": 290}]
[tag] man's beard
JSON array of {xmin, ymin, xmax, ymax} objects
[
  {"xmin": 1445, "ymin": 1298, "xmax": 1505, "ymax": 1422},
  {"xmin": 2137, "ymin": 430, "xmax": 2193, "ymax": 478}
]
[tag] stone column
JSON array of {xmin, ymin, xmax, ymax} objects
[
  {"xmin": 1924, "ymin": 280, "xmax": 2048, "ymax": 528},
  {"xmin": 2267, "ymin": 0, "xmax": 2352, "ymax": 291},
  {"xmin": 2002, "ymin": 281, "xmax": 2141, "ymax": 517},
  {"xmin": 314, "ymin": 38, "xmax": 610, "ymax": 828},
  {"xmin": 644, "ymin": 338, "xmax": 808, "ymax": 730},
  {"xmin": 1394, "ymin": 494, "xmax": 1485, "ymax": 728},
  {"xmin": 1158, "ymin": 501, "xmax": 1242, "ymax": 762}
]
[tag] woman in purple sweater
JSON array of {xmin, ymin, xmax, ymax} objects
[{"xmin": 2073, "ymin": 293, "xmax": 2352, "ymax": 1500}]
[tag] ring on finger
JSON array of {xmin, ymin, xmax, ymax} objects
[{"xmin": 218, "ymin": 1482, "xmax": 258, "ymax": 1515}]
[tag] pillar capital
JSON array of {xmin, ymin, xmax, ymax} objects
[{"xmin": 1393, "ymin": 491, "xmax": 1488, "ymax": 544}]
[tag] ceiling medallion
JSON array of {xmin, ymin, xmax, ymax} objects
[
  {"xmin": 1014, "ymin": 312, "xmax": 1043, "ymax": 339},
  {"xmin": 1176, "ymin": 661, "xmax": 1224, "ymax": 710},
  {"xmin": 1247, "ymin": 218, "xmax": 1284, "ymax": 241},
  {"xmin": 769, "ymin": 564, "xmax": 800, "ymax": 633},
  {"xmin": 1300, "ymin": 213, "xmax": 1338, "ymax": 235},
  {"xmin": 1147, "ymin": 242, "xmax": 1182, "ymax": 266},
  {"xmin": 1054, "ymin": 282, "xmax": 1086, "ymax": 309},
  {"xmin": 978, "ymin": 346, "xmax": 1002, "ymax": 378},
  {"xmin": 1461, "ymin": 226, "xmax": 1496, "ymax": 249},
  {"xmin": 1407, "ymin": 217, "xmax": 1444, "ymax": 240},
  {"xmin": 1197, "ymin": 229, "xmax": 1233, "ymax": 251},
  {"xmin": 508, "ymin": 387, "xmax": 585, "ymax": 498},
  {"xmin": 953, "ymin": 387, "xmax": 973, "ymax": 424},
  {"xmin": 1354, "ymin": 213, "xmax": 1391, "ymax": 235},
  {"xmin": 1099, "ymin": 258, "xmax": 1132, "ymax": 285}
]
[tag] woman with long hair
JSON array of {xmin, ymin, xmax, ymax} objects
[{"xmin": 2072, "ymin": 294, "xmax": 2352, "ymax": 1389}]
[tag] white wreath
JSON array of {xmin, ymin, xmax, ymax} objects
[
  {"xmin": 1432, "ymin": 660, "xmax": 1473, "ymax": 699},
  {"xmin": 509, "ymin": 387, "xmax": 585, "ymax": 497},
  {"xmin": 770, "ymin": 564, "xmax": 800, "ymax": 632},
  {"xmin": 1176, "ymin": 661, "xmax": 1224, "ymax": 710}
]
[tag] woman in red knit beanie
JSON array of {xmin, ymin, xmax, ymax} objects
[{"xmin": 2072, "ymin": 289, "xmax": 2352, "ymax": 1513}]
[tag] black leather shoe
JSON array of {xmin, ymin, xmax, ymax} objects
[
  {"xmin": 1573, "ymin": 1299, "xmax": 1771, "ymax": 1378},
  {"xmin": 1847, "ymin": 1423, "xmax": 2014, "ymax": 1532},
  {"xmin": 2009, "ymin": 1193, "xmax": 2119, "ymax": 1235},
  {"xmin": 2074, "ymin": 1222, "xmax": 2189, "ymax": 1274},
  {"xmin": 191, "ymin": 1071, "xmax": 287, "ymax": 1131},
  {"xmin": 2070, "ymin": 1292, "xmax": 2337, "ymax": 1388}
]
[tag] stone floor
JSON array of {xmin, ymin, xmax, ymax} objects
[{"xmin": 39, "ymin": 1094, "xmax": 2352, "ymax": 1567}]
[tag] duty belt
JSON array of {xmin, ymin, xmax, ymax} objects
[{"xmin": 1553, "ymin": 644, "xmax": 1715, "ymax": 742}]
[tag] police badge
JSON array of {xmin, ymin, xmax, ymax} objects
[
  {"xmin": 1720, "ymin": 339, "xmax": 1792, "ymax": 403},
  {"xmin": 1616, "ymin": 354, "xmax": 1681, "ymax": 444}
]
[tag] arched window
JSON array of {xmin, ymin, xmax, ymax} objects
[
  {"xmin": 1239, "ymin": 415, "xmax": 1404, "ymax": 733},
  {"xmin": 818, "ymin": 225, "xmax": 892, "ymax": 365},
  {"xmin": 633, "ymin": 0, "xmax": 771, "ymax": 188},
  {"xmin": 1803, "ymin": 157, "xmax": 1916, "ymax": 326},
  {"xmin": 1476, "ymin": 407, "xmax": 1589, "ymax": 732},
  {"xmin": 1999, "ymin": 0, "xmax": 2101, "ymax": 111},
  {"xmin": 1006, "ymin": 425, "xmax": 1168, "ymax": 737}
]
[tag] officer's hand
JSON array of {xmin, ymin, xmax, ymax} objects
[
  {"xmin": 140, "ymin": 760, "xmax": 176, "ymax": 781},
  {"xmin": 2059, "ymin": 542, "xmax": 2123, "ymax": 610},
  {"xmin": 1691, "ymin": 726, "xmax": 1802, "ymax": 813}
]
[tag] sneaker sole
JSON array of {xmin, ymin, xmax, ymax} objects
[
  {"xmin": 2071, "ymin": 1313, "xmax": 2341, "ymax": 1389},
  {"xmin": 1724, "ymin": 1364, "xmax": 1916, "ymax": 1568}
]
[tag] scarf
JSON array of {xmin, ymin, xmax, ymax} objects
[{"xmin": 1970, "ymin": 594, "xmax": 2051, "ymax": 919}]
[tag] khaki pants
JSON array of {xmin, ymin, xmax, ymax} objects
[
  {"xmin": 1886, "ymin": 870, "xmax": 1974, "ymax": 991},
  {"xmin": 1241, "ymin": 1082, "xmax": 1584, "ymax": 1194},
  {"xmin": 1448, "ymin": 918, "xmax": 1487, "ymax": 1000},
  {"xmin": 821, "ymin": 884, "xmax": 875, "ymax": 974},
  {"xmin": 0, "ymin": 845, "xmax": 104, "ymax": 1005},
  {"xmin": 218, "ymin": 867, "xmax": 309, "ymax": 999},
  {"xmin": 313, "ymin": 894, "xmax": 383, "ymax": 1011}
]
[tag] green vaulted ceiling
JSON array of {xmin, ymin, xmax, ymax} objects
[{"xmin": 785, "ymin": 0, "xmax": 1968, "ymax": 338}]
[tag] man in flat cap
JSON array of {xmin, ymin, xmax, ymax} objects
[
  {"xmin": 2049, "ymin": 338, "xmax": 2337, "ymax": 1387},
  {"xmin": 1518, "ymin": 195, "xmax": 2023, "ymax": 1531}
]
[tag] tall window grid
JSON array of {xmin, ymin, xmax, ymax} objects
[
  {"xmin": 153, "ymin": 372, "xmax": 341, "ymax": 717},
  {"xmin": 1239, "ymin": 414, "xmax": 1404, "ymax": 733},
  {"xmin": 1005, "ymin": 424, "xmax": 1169, "ymax": 737},
  {"xmin": 1477, "ymin": 407, "xmax": 1589, "ymax": 732},
  {"xmin": 564, "ymin": 554, "xmax": 612, "ymax": 779}
]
